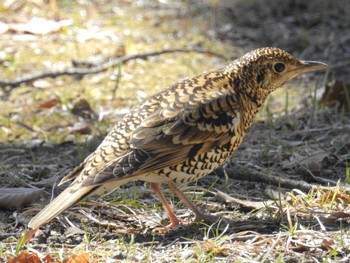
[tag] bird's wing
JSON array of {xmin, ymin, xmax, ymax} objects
[
  {"xmin": 84, "ymin": 92, "xmax": 239, "ymax": 185},
  {"xmin": 61, "ymin": 68, "xmax": 239, "ymax": 187},
  {"xmin": 131, "ymin": 92, "xmax": 238, "ymax": 168},
  {"xmin": 28, "ymin": 68, "xmax": 238, "ymax": 230}
]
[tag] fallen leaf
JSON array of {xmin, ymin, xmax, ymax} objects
[
  {"xmin": 7, "ymin": 251, "xmax": 42, "ymax": 263},
  {"xmin": 62, "ymin": 253, "xmax": 89, "ymax": 263},
  {"xmin": 321, "ymin": 239, "xmax": 335, "ymax": 250},
  {"xmin": 290, "ymin": 242, "xmax": 308, "ymax": 252},
  {"xmin": 0, "ymin": 187, "xmax": 44, "ymax": 209},
  {"xmin": 324, "ymin": 211, "xmax": 350, "ymax": 225},
  {"xmin": 114, "ymin": 44, "xmax": 126, "ymax": 57},
  {"xmin": 320, "ymin": 190, "xmax": 350, "ymax": 205},
  {"xmin": 38, "ymin": 97, "xmax": 61, "ymax": 109},
  {"xmin": 43, "ymin": 255, "xmax": 61, "ymax": 263},
  {"xmin": 22, "ymin": 228, "xmax": 38, "ymax": 245},
  {"xmin": 68, "ymin": 121, "xmax": 92, "ymax": 135},
  {"xmin": 319, "ymin": 80, "xmax": 350, "ymax": 110},
  {"xmin": 71, "ymin": 99, "xmax": 98, "ymax": 120}
]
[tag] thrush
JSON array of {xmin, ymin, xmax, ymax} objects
[{"xmin": 28, "ymin": 47, "xmax": 327, "ymax": 233}]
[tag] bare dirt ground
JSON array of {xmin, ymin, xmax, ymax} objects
[{"xmin": 1, "ymin": 1, "xmax": 350, "ymax": 262}]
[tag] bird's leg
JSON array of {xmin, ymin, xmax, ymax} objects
[
  {"xmin": 150, "ymin": 183, "xmax": 180, "ymax": 233},
  {"xmin": 168, "ymin": 182, "xmax": 219, "ymax": 224}
]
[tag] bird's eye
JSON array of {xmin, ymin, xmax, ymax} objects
[{"xmin": 273, "ymin": 63, "xmax": 285, "ymax": 73}]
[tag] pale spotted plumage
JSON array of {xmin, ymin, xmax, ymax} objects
[{"xmin": 28, "ymin": 47, "xmax": 327, "ymax": 230}]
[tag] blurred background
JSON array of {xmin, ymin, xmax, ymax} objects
[{"xmin": 0, "ymin": 0, "xmax": 349, "ymax": 143}]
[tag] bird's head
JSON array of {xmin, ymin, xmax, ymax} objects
[{"xmin": 231, "ymin": 47, "xmax": 327, "ymax": 106}]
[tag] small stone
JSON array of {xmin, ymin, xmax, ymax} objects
[{"xmin": 180, "ymin": 249, "xmax": 196, "ymax": 260}]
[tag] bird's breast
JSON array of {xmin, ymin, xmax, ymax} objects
[{"xmin": 145, "ymin": 142, "xmax": 235, "ymax": 184}]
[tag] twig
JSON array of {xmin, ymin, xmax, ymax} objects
[
  {"xmin": 217, "ymin": 166, "xmax": 326, "ymax": 192},
  {"xmin": 0, "ymin": 48, "xmax": 226, "ymax": 89},
  {"xmin": 213, "ymin": 190, "xmax": 276, "ymax": 210},
  {"xmin": 79, "ymin": 209, "xmax": 137, "ymax": 233}
]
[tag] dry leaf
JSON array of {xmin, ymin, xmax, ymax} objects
[
  {"xmin": 114, "ymin": 44, "xmax": 126, "ymax": 57},
  {"xmin": 62, "ymin": 253, "xmax": 90, "ymax": 263},
  {"xmin": 321, "ymin": 239, "xmax": 335, "ymax": 250},
  {"xmin": 319, "ymin": 80, "xmax": 350, "ymax": 110},
  {"xmin": 38, "ymin": 98, "xmax": 61, "ymax": 109},
  {"xmin": 7, "ymin": 251, "xmax": 42, "ymax": 263},
  {"xmin": 42, "ymin": 254, "xmax": 61, "ymax": 263},
  {"xmin": 0, "ymin": 187, "xmax": 44, "ymax": 208},
  {"xmin": 71, "ymin": 99, "xmax": 97, "ymax": 120},
  {"xmin": 324, "ymin": 211, "xmax": 350, "ymax": 225},
  {"xmin": 23, "ymin": 228, "xmax": 38, "ymax": 245},
  {"xmin": 68, "ymin": 121, "xmax": 92, "ymax": 135},
  {"xmin": 320, "ymin": 190, "xmax": 350, "ymax": 204}
]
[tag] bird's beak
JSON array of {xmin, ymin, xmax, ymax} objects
[{"xmin": 297, "ymin": 60, "xmax": 328, "ymax": 74}]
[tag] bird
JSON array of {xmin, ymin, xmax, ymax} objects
[{"xmin": 28, "ymin": 47, "xmax": 327, "ymax": 234}]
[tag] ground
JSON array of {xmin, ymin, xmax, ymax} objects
[{"xmin": 0, "ymin": 1, "xmax": 350, "ymax": 262}]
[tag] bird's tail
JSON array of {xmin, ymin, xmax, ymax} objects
[{"xmin": 28, "ymin": 185, "xmax": 97, "ymax": 230}]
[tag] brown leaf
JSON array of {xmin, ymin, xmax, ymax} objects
[
  {"xmin": 0, "ymin": 187, "xmax": 44, "ymax": 209},
  {"xmin": 22, "ymin": 228, "xmax": 38, "ymax": 245},
  {"xmin": 321, "ymin": 238, "xmax": 335, "ymax": 250},
  {"xmin": 114, "ymin": 44, "xmax": 126, "ymax": 57},
  {"xmin": 38, "ymin": 98, "xmax": 61, "ymax": 109},
  {"xmin": 7, "ymin": 251, "xmax": 42, "ymax": 263},
  {"xmin": 320, "ymin": 190, "xmax": 350, "ymax": 205},
  {"xmin": 68, "ymin": 121, "xmax": 92, "ymax": 135},
  {"xmin": 324, "ymin": 211, "xmax": 350, "ymax": 225},
  {"xmin": 71, "ymin": 99, "xmax": 97, "ymax": 120},
  {"xmin": 319, "ymin": 80, "xmax": 350, "ymax": 110},
  {"xmin": 42, "ymin": 255, "xmax": 60, "ymax": 263},
  {"xmin": 62, "ymin": 253, "xmax": 90, "ymax": 263}
]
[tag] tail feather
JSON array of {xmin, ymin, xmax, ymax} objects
[{"xmin": 28, "ymin": 185, "xmax": 97, "ymax": 230}]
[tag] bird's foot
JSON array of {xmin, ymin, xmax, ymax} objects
[
  {"xmin": 152, "ymin": 217, "xmax": 181, "ymax": 234},
  {"xmin": 153, "ymin": 213, "xmax": 221, "ymax": 234}
]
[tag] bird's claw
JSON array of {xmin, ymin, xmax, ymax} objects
[
  {"xmin": 152, "ymin": 219, "xmax": 181, "ymax": 234},
  {"xmin": 153, "ymin": 213, "xmax": 221, "ymax": 234}
]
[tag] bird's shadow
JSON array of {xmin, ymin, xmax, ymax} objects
[{"xmin": 110, "ymin": 217, "xmax": 281, "ymax": 246}]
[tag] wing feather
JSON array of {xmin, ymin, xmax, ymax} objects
[{"xmin": 76, "ymin": 68, "xmax": 239, "ymax": 186}]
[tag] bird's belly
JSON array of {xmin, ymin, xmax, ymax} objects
[{"xmin": 142, "ymin": 147, "xmax": 233, "ymax": 185}]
